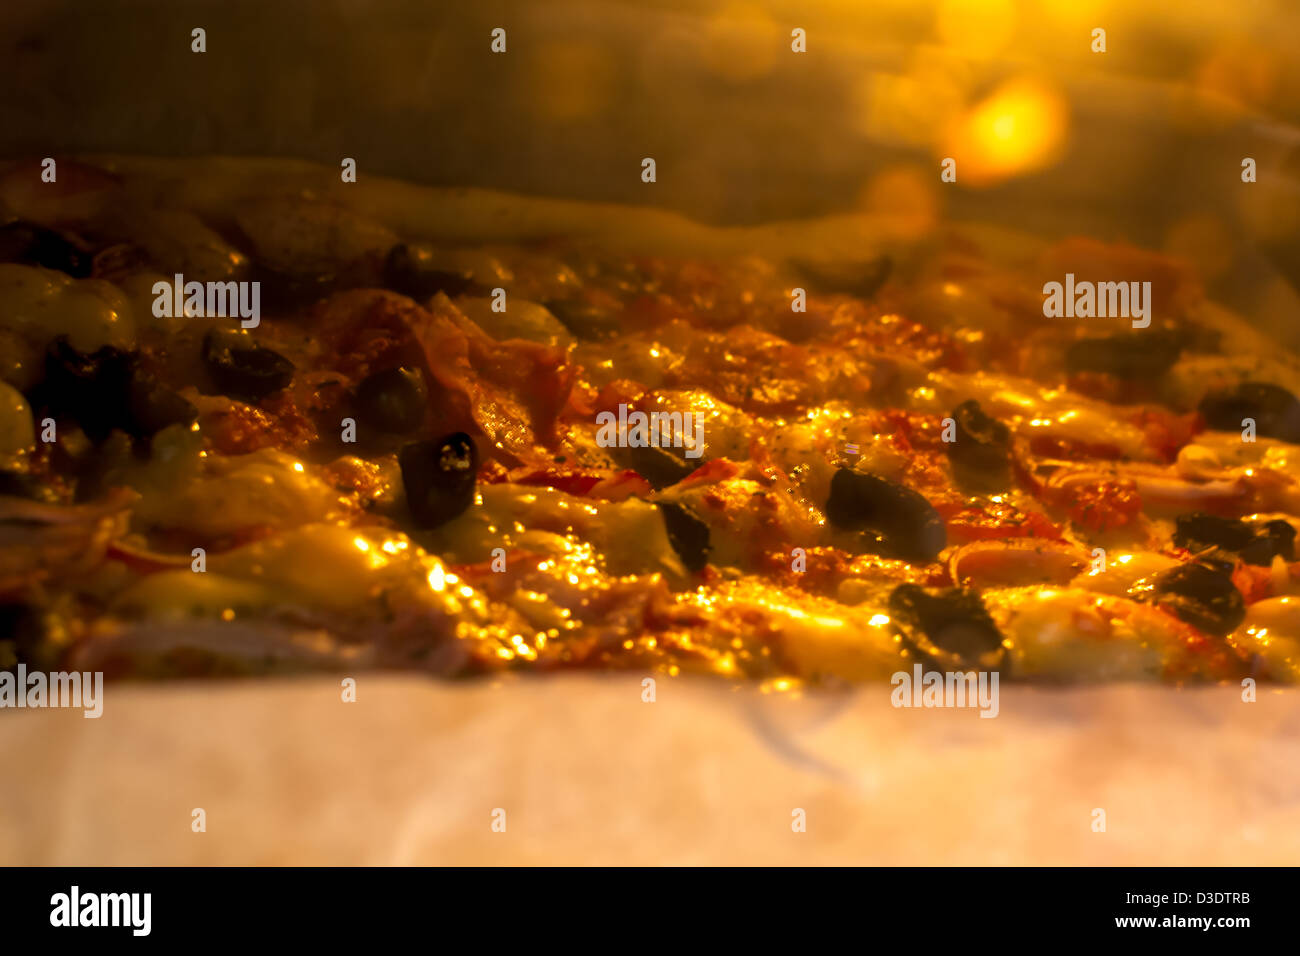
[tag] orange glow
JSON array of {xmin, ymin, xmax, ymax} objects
[
  {"xmin": 529, "ymin": 41, "xmax": 617, "ymax": 122},
  {"xmin": 936, "ymin": 0, "xmax": 1017, "ymax": 59},
  {"xmin": 858, "ymin": 165, "xmax": 939, "ymax": 239},
  {"xmin": 944, "ymin": 78, "xmax": 1069, "ymax": 186},
  {"xmin": 702, "ymin": 2, "xmax": 780, "ymax": 83}
]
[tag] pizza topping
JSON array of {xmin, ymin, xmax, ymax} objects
[
  {"xmin": 1064, "ymin": 328, "xmax": 1183, "ymax": 380},
  {"xmin": 353, "ymin": 366, "xmax": 427, "ymax": 434},
  {"xmin": 0, "ymin": 382, "xmax": 35, "ymax": 468},
  {"xmin": 888, "ymin": 583, "xmax": 1006, "ymax": 670},
  {"xmin": 382, "ymin": 243, "xmax": 481, "ymax": 300},
  {"xmin": 399, "ymin": 433, "xmax": 478, "ymax": 529},
  {"xmin": 0, "ymin": 221, "xmax": 93, "ymax": 278},
  {"xmin": 0, "ymin": 469, "xmax": 58, "ymax": 503},
  {"xmin": 0, "ymin": 486, "xmax": 133, "ymax": 594},
  {"xmin": 123, "ymin": 371, "xmax": 196, "ymax": 440},
  {"xmin": 1226, "ymin": 596, "xmax": 1300, "ymax": 682},
  {"xmin": 1172, "ymin": 512, "xmax": 1253, "ymax": 552},
  {"xmin": 1198, "ymin": 382, "xmax": 1300, "ymax": 442},
  {"xmin": 122, "ymin": 447, "xmax": 341, "ymax": 542},
  {"xmin": 657, "ymin": 501, "xmax": 711, "ymax": 573},
  {"xmin": 613, "ymin": 441, "xmax": 698, "ymax": 490},
  {"xmin": 37, "ymin": 337, "xmax": 136, "ymax": 442},
  {"xmin": 13, "ymin": 156, "xmax": 1300, "ymax": 685},
  {"xmin": 1075, "ymin": 550, "xmax": 1180, "ymax": 596},
  {"xmin": 946, "ymin": 399, "xmax": 1011, "ymax": 489},
  {"xmin": 825, "ymin": 469, "xmax": 946, "ymax": 562},
  {"xmin": 201, "ymin": 328, "xmax": 295, "ymax": 403},
  {"xmin": 1173, "ymin": 512, "xmax": 1297, "ymax": 565},
  {"xmin": 948, "ymin": 538, "xmax": 1087, "ymax": 589},
  {"xmin": 1035, "ymin": 467, "xmax": 1142, "ymax": 532},
  {"xmin": 1130, "ymin": 560, "xmax": 1247, "ymax": 637},
  {"xmin": 1245, "ymin": 520, "xmax": 1298, "ymax": 565}
]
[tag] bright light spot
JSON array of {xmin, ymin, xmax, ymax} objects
[
  {"xmin": 945, "ymin": 78, "xmax": 1069, "ymax": 187},
  {"xmin": 869, "ymin": 613, "xmax": 891, "ymax": 627},
  {"xmin": 427, "ymin": 565, "xmax": 447, "ymax": 592}
]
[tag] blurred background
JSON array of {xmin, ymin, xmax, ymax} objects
[{"xmin": 2, "ymin": 0, "xmax": 1299, "ymax": 333}]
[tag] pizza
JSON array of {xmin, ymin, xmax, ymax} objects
[{"xmin": 2, "ymin": 156, "xmax": 1299, "ymax": 687}]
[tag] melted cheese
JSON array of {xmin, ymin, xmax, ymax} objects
[
  {"xmin": 0, "ymin": 380, "xmax": 35, "ymax": 468},
  {"xmin": 1178, "ymin": 431, "xmax": 1300, "ymax": 480},
  {"xmin": 1072, "ymin": 551, "xmax": 1179, "ymax": 596},
  {"xmin": 130, "ymin": 448, "xmax": 343, "ymax": 536},
  {"xmin": 700, "ymin": 579, "xmax": 900, "ymax": 681},
  {"xmin": 659, "ymin": 474, "xmax": 820, "ymax": 570},
  {"xmin": 647, "ymin": 389, "xmax": 752, "ymax": 461},
  {"xmin": 456, "ymin": 297, "xmax": 573, "ymax": 347},
  {"xmin": 984, "ymin": 587, "xmax": 1165, "ymax": 680},
  {"xmin": 1227, "ymin": 596, "xmax": 1300, "ymax": 682},
  {"xmin": 111, "ymin": 570, "xmax": 280, "ymax": 619},
  {"xmin": 922, "ymin": 370, "xmax": 1154, "ymax": 460},
  {"xmin": 210, "ymin": 524, "xmax": 443, "ymax": 612},
  {"xmin": 0, "ymin": 264, "xmax": 135, "ymax": 361},
  {"xmin": 428, "ymin": 482, "xmax": 685, "ymax": 580},
  {"xmin": 113, "ymin": 525, "xmax": 485, "ymax": 625}
]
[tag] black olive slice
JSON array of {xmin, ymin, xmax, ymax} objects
[
  {"xmin": 611, "ymin": 443, "xmax": 697, "ymax": 490},
  {"xmin": 888, "ymin": 584, "xmax": 1006, "ymax": 670},
  {"xmin": 354, "ymin": 366, "xmax": 427, "ymax": 434},
  {"xmin": 1173, "ymin": 513, "xmax": 1255, "ymax": 553},
  {"xmin": 383, "ymin": 244, "xmax": 482, "ymax": 300},
  {"xmin": 0, "ymin": 221, "xmax": 93, "ymax": 277},
  {"xmin": 38, "ymin": 337, "xmax": 135, "ymax": 442},
  {"xmin": 1238, "ymin": 520, "xmax": 1296, "ymax": 566},
  {"xmin": 201, "ymin": 328, "xmax": 294, "ymax": 403},
  {"xmin": 1198, "ymin": 382, "xmax": 1300, "ymax": 443},
  {"xmin": 1132, "ymin": 560, "xmax": 1246, "ymax": 637},
  {"xmin": 946, "ymin": 399, "xmax": 1011, "ymax": 488},
  {"xmin": 825, "ymin": 469, "xmax": 946, "ymax": 563},
  {"xmin": 399, "ymin": 433, "xmax": 478, "ymax": 529},
  {"xmin": 1174, "ymin": 512, "xmax": 1297, "ymax": 566},
  {"xmin": 658, "ymin": 502, "xmax": 710, "ymax": 572}
]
